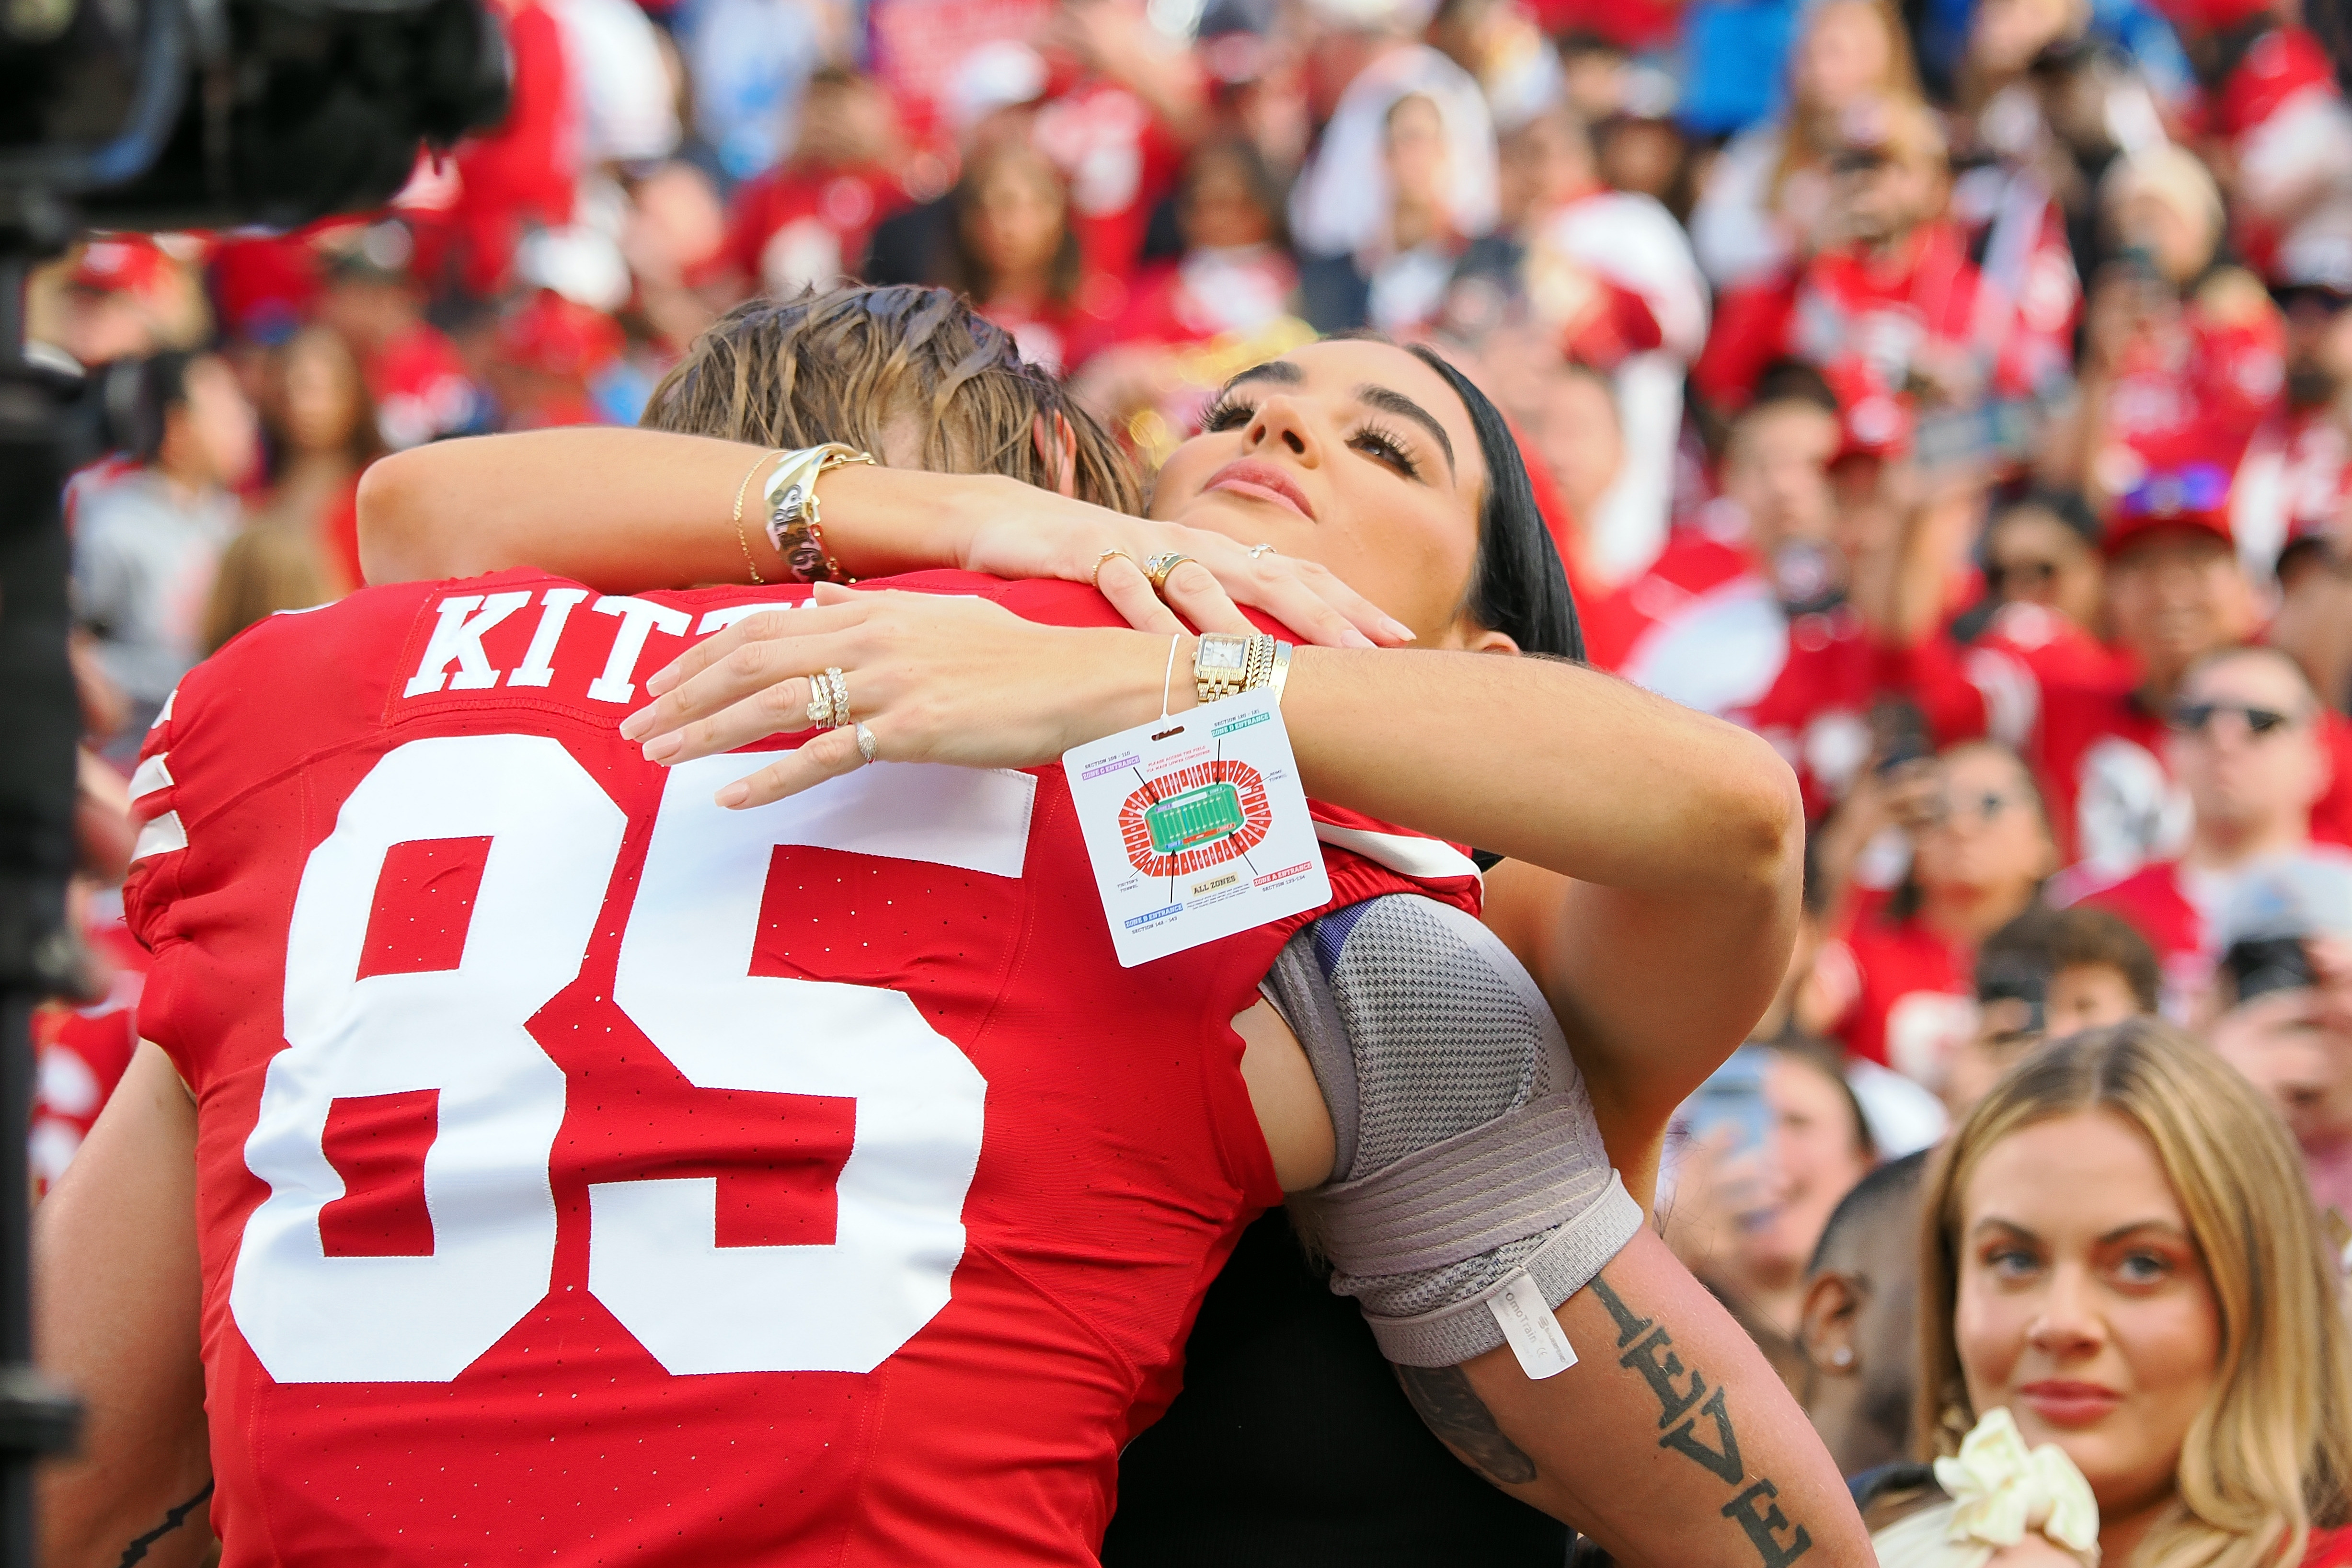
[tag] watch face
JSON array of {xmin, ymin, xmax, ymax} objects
[{"xmin": 1199, "ymin": 638, "xmax": 1248, "ymax": 677}]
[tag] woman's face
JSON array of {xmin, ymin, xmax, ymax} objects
[
  {"xmin": 1385, "ymin": 95, "xmax": 1452, "ymax": 217},
  {"xmin": 1988, "ymin": 507, "xmax": 2101, "ymax": 629},
  {"xmin": 281, "ymin": 329, "xmax": 365, "ymax": 455},
  {"xmin": 967, "ymin": 153, "xmax": 1067, "ymax": 284},
  {"xmin": 1955, "ymin": 1110, "xmax": 2221, "ymax": 1521},
  {"xmin": 1151, "ymin": 340, "xmax": 1493, "ymax": 647},
  {"xmin": 1799, "ymin": 1, "xmax": 1895, "ymax": 114},
  {"xmin": 1181, "ymin": 152, "xmax": 1274, "ymax": 252},
  {"xmin": 1909, "ymin": 747, "xmax": 2054, "ymax": 901},
  {"xmin": 1741, "ymin": 1052, "xmax": 1875, "ymax": 1277}
]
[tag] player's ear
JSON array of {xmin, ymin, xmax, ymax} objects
[{"xmin": 1033, "ymin": 413, "xmax": 1078, "ymax": 499}]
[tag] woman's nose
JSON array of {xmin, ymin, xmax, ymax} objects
[
  {"xmin": 1245, "ymin": 396, "xmax": 1321, "ymax": 465},
  {"xmin": 2027, "ymin": 1267, "xmax": 2105, "ymax": 1357}
]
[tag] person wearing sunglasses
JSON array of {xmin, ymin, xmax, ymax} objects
[
  {"xmin": 1815, "ymin": 740, "xmax": 2056, "ymax": 1086},
  {"xmin": 1883, "ymin": 462, "xmax": 2352, "ymax": 881},
  {"xmin": 2059, "ymin": 645, "xmax": 2350, "ymax": 1017}
]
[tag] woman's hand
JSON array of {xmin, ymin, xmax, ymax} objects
[
  {"xmin": 619, "ymin": 583, "xmax": 1184, "ymax": 808},
  {"xmin": 949, "ymin": 479, "xmax": 1414, "ymax": 650}
]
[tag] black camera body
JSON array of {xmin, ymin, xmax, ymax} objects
[
  {"xmin": 0, "ymin": 0, "xmax": 508, "ymax": 1533},
  {"xmin": 3, "ymin": 0, "xmax": 506, "ymax": 243}
]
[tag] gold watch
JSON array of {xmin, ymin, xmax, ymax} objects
[{"xmin": 1193, "ymin": 633, "xmax": 1252, "ymax": 702}]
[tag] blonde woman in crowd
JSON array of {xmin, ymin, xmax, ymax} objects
[
  {"xmin": 1875, "ymin": 1019, "xmax": 2352, "ymax": 1568},
  {"xmin": 1687, "ymin": 0, "xmax": 1924, "ymax": 289}
]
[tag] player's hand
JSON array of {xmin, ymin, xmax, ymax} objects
[
  {"xmin": 954, "ymin": 486, "xmax": 1412, "ymax": 651},
  {"xmin": 620, "ymin": 584, "xmax": 1184, "ymax": 808}
]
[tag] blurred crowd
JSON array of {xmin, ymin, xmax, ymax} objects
[{"xmin": 27, "ymin": 0, "xmax": 2352, "ymax": 1506}]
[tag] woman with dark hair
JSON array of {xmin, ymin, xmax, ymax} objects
[{"xmin": 362, "ymin": 292, "xmax": 1868, "ymax": 1565}]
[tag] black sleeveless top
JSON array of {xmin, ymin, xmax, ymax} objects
[{"xmin": 1102, "ymin": 1208, "xmax": 1570, "ymax": 1566}]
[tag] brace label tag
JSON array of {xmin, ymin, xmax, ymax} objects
[{"xmin": 1490, "ymin": 1271, "xmax": 1577, "ymax": 1380}]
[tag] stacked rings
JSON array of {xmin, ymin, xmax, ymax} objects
[
  {"xmin": 805, "ymin": 666, "xmax": 852, "ymax": 728},
  {"xmin": 1143, "ymin": 551, "xmax": 1193, "ymax": 593}
]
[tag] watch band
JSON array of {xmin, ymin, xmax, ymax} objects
[{"xmin": 1194, "ymin": 633, "xmax": 1251, "ymax": 703}]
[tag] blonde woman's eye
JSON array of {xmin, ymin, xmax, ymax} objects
[
  {"xmin": 1985, "ymin": 1247, "xmax": 2039, "ymax": 1278},
  {"xmin": 2116, "ymin": 1252, "xmax": 2170, "ymax": 1284}
]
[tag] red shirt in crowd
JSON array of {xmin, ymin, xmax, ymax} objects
[
  {"xmin": 1695, "ymin": 221, "xmax": 1982, "ymax": 414},
  {"xmin": 2095, "ymin": 292, "xmax": 2285, "ymax": 479},
  {"xmin": 1031, "ymin": 76, "xmax": 1186, "ymax": 286},
  {"xmin": 1594, "ymin": 527, "xmax": 1878, "ymax": 818},
  {"xmin": 29, "ymin": 892, "xmax": 148, "ymax": 1197},
  {"xmin": 121, "ymin": 566, "xmax": 1471, "ymax": 1566},
  {"xmin": 1814, "ymin": 893, "xmax": 1977, "ymax": 1076},
  {"xmin": 438, "ymin": 0, "xmax": 581, "ymax": 297},
  {"xmin": 722, "ymin": 163, "xmax": 907, "ymax": 298}
]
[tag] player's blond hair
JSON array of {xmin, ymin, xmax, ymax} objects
[
  {"xmin": 1917, "ymin": 1019, "xmax": 2352, "ymax": 1568},
  {"xmin": 642, "ymin": 285, "xmax": 1141, "ymax": 515}
]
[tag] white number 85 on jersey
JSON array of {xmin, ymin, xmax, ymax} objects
[{"xmin": 230, "ymin": 734, "xmax": 1018, "ymax": 1384}]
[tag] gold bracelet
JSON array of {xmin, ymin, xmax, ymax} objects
[
  {"xmin": 1239, "ymin": 633, "xmax": 1276, "ymax": 694},
  {"xmin": 1263, "ymin": 641, "xmax": 1293, "ymax": 707},
  {"xmin": 731, "ymin": 448, "xmax": 789, "ymax": 584},
  {"xmin": 763, "ymin": 443, "xmax": 876, "ymax": 584}
]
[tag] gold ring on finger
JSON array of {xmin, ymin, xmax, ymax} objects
[
  {"xmin": 1091, "ymin": 548, "xmax": 1135, "ymax": 590},
  {"xmin": 1143, "ymin": 551, "xmax": 1193, "ymax": 594},
  {"xmin": 855, "ymin": 721, "xmax": 878, "ymax": 764},
  {"xmin": 824, "ymin": 667, "xmax": 852, "ymax": 729},
  {"xmin": 805, "ymin": 672, "xmax": 836, "ymax": 727}
]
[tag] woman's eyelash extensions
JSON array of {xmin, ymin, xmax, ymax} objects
[{"xmin": 1195, "ymin": 397, "xmax": 1424, "ymax": 481}]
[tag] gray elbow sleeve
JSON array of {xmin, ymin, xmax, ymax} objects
[{"xmin": 1265, "ymin": 895, "xmax": 1645, "ymax": 1368}]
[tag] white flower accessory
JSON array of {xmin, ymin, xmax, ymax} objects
[{"xmin": 1933, "ymin": 1408, "xmax": 2102, "ymax": 1566}]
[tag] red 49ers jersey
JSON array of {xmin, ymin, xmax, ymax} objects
[{"xmin": 123, "ymin": 568, "xmax": 1472, "ymax": 1568}]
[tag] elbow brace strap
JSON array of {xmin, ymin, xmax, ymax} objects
[{"xmin": 1265, "ymin": 895, "xmax": 1645, "ymax": 1368}]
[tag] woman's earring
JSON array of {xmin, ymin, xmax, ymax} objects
[{"xmin": 1830, "ymin": 1346, "xmax": 1854, "ymax": 1368}]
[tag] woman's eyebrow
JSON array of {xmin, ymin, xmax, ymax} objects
[
  {"xmin": 1356, "ymin": 384, "xmax": 1456, "ymax": 477},
  {"xmin": 1226, "ymin": 360, "xmax": 1303, "ymax": 391},
  {"xmin": 2098, "ymin": 1220, "xmax": 2191, "ymax": 1246}
]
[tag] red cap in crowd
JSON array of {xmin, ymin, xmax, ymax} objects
[
  {"xmin": 68, "ymin": 237, "xmax": 173, "ymax": 304},
  {"xmin": 2104, "ymin": 462, "xmax": 2236, "ymax": 557},
  {"xmin": 496, "ymin": 290, "xmax": 624, "ymax": 380}
]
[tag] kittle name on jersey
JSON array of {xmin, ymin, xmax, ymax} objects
[{"xmin": 399, "ymin": 586, "xmax": 803, "ymax": 710}]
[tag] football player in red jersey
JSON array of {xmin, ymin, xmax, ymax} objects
[{"xmin": 43, "ymin": 299, "xmax": 1868, "ymax": 1567}]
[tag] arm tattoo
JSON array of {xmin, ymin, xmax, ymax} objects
[
  {"xmin": 1395, "ymin": 1363, "xmax": 1539, "ymax": 1487},
  {"xmin": 118, "ymin": 1480, "xmax": 213, "ymax": 1568},
  {"xmin": 1590, "ymin": 1275, "xmax": 1813, "ymax": 1568}
]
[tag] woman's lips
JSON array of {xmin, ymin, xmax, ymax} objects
[
  {"xmin": 2017, "ymin": 1382, "xmax": 2123, "ymax": 1427},
  {"xmin": 1204, "ymin": 461, "xmax": 1314, "ymax": 520}
]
